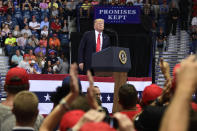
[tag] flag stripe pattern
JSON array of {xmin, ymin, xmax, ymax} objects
[{"xmin": 29, "ymin": 74, "xmax": 152, "ymax": 114}]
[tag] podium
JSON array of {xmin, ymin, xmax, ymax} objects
[{"xmin": 91, "ymin": 47, "xmax": 131, "ymax": 113}]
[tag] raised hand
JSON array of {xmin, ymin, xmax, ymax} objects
[
  {"xmin": 72, "ymin": 109, "xmax": 106, "ymax": 131},
  {"xmin": 79, "ymin": 63, "xmax": 84, "ymax": 71},
  {"xmin": 66, "ymin": 63, "xmax": 79, "ymax": 105},
  {"xmin": 159, "ymin": 55, "xmax": 197, "ymax": 131},
  {"xmin": 70, "ymin": 63, "xmax": 79, "ymax": 95},
  {"xmin": 39, "ymin": 64, "xmax": 80, "ymax": 131},
  {"xmin": 159, "ymin": 58, "xmax": 170, "ymax": 75},
  {"xmin": 176, "ymin": 55, "xmax": 197, "ymax": 94},
  {"xmin": 87, "ymin": 70, "xmax": 99, "ymax": 109}
]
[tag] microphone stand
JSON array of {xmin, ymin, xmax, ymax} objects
[
  {"xmin": 114, "ymin": 31, "xmax": 119, "ymax": 47},
  {"xmin": 105, "ymin": 28, "xmax": 119, "ymax": 47}
]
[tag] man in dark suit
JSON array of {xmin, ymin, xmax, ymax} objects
[{"xmin": 78, "ymin": 18, "xmax": 111, "ymax": 74}]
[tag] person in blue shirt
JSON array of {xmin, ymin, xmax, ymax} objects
[
  {"xmin": 40, "ymin": 17, "xmax": 49, "ymax": 30},
  {"xmin": 11, "ymin": 49, "xmax": 23, "ymax": 67}
]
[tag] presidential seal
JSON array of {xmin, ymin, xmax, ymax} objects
[{"xmin": 119, "ymin": 50, "xmax": 127, "ymax": 64}]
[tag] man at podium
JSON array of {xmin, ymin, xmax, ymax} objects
[{"xmin": 78, "ymin": 18, "xmax": 111, "ymax": 74}]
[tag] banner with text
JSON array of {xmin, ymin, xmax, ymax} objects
[{"xmin": 94, "ymin": 6, "xmax": 141, "ymax": 24}]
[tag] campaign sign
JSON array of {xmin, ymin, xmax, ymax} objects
[{"xmin": 94, "ymin": 6, "xmax": 141, "ymax": 24}]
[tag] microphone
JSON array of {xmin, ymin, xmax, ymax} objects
[
  {"xmin": 104, "ymin": 28, "xmax": 119, "ymax": 47},
  {"xmin": 104, "ymin": 28, "xmax": 115, "ymax": 33}
]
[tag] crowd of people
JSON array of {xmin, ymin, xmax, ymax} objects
[
  {"xmin": 154, "ymin": 0, "xmax": 189, "ymax": 54},
  {"xmin": 0, "ymin": 0, "xmax": 194, "ymax": 74},
  {"xmin": 1, "ymin": 55, "xmax": 197, "ymax": 131},
  {"xmin": 0, "ymin": 0, "xmax": 77, "ymax": 74},
  {"xmin": 1, "ymin": 0, "xmax": 197, "ymax": 130},
  {"xmin": 0, "ymin": 0, "xmax": 181, "ymax": 74}
]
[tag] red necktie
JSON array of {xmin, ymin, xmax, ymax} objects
[{"xmin": 96, "ymin": 33, "xmax": 101, "ymax": 52}]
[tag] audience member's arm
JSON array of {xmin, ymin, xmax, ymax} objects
[
  {"xmin": 114, "ymin": 112, "xmax": 135, "ymax": 131},
  {"xmin": 86, "ymin": 70, "xmax": 100, "ymax": 110},
  {"xmin": 72, "ymin": 109, "xmax": 105, "ymax": 131},
  {"xmin": 159, "ymin": 58, "xmax": 171, "ymax": 83},
  {"xmin": 29, "ymin": 23, "xmax": 34, "ymax": 30},
  {"xmin": 35, "ymin": 24, "xmax": 41, "ymax": 28},
  {"xmin": 151, "ymin": 59, "xmax": 171, "ymax": 106},
  {"xmin": 160, "ymin": 55, "xmax": 197, "ymax": 131},
  {"xmin": 11, "ymin": 56, "xmax": 17, "ymax": 64},
  {"xmin": 40, "ymin": 63, "xmax": 79, "ymax": 131},
  {"xmin": 49, "ymin": 38, "xmax": 52, "ymax": 48},
  {"xmin": 22, "ymin": 3, "xmax": 25, "ymax": 10},
  {"xmin": 28, "ymin": 3, "xmax": 32, "ymax": 11}
]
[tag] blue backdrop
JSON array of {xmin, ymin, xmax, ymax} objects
[{"xmin": 94, "ymin": 6, "xmax": 141, "ymax": 24}]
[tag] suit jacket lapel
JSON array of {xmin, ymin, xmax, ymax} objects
[
  {"xmin": 92, "ymin": 31, "xmax": 96, "ymax": 52},
  {"xmin": 102, "ymin": 33, "xmax": 106, "ymax": 49}
]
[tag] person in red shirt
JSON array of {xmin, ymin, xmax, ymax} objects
[
  {"xmin": 0, "ymin": 1, "xmax": 7, "ymax": 16},
  {"xmin": 28, "ymin": 49, "xmax": 36, "ymax": 61},
  {"xmin": 118, "ymin": 84, "xmax": 142, "ymax": 120},
  {"xmin": 39, "ymin": 35, "xmax": 47, "ymax": 47},
  {"xmin": 51, "ymin": 18, "xmax": 61, "ymax": 33}
]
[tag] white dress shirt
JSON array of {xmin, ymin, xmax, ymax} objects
[{"xmin": 95, "ymin": 30, "xmax": 103, "ymax": 51}]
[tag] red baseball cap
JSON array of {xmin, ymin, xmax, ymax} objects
[
  {"xmin": 142, "ymin": 84, "xmax": 163, "ymax": 105},
  {"xmin": 53, "ymin": 34, "xmax": 57, "ymax": 37},
  {"xmin": 50, "ymin": 51, "xmax": 55, "ymax": 55},
  {"xmin": 80, "ymin": 122, "xmax": 116, "ymax": 131},
  {"xmin": 5, "ymin": 67, "xmax": 29, "ymax": 86},
  {"xmin": 23, "ymin": 54, "xmax": 30, "ymax": 59},
  {"xmin": 60, "ymin": 110, "xmax": 85, "ymax": 131}
]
